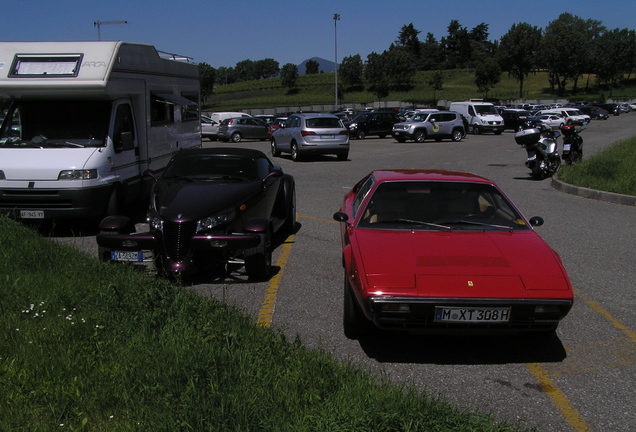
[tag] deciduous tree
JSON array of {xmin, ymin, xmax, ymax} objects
[{"xmin": 498, "ymin": 22, "xmax": 542, "ymax": 98}]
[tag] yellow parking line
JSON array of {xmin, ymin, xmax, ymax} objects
[
  {"xmin": 526, "ymin": 289, "xmax": 636, "ymax": 431},
  {"xmin": 257, "ymin": 235, "xmax": 294, "ymax": 327},
  {"xmin": 526, "ymin": 363, "xmax": 593, "ymax": 432},
  {"xmin": 575, "ymin": 289, "xmax": 636, "ymax": 342}
]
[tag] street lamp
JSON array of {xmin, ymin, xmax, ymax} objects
[{"xmin": 333, "ymin": 13, "xmax": 340, "ymax": 110}]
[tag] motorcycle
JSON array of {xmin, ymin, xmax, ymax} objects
[
  {"xmin": 560, "ymin": 122, "xmax": 587, "ymax": 165},
  {"xmin": 515, "ymin": 123, "xmax": 561, "ymax": 179}
]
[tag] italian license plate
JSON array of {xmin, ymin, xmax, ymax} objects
[
  {"xmin": 563, "ymin": 144, "xmax": 571, "ymax": 151},
  {"xmin": 20, "ymin": 210, "xmax": 44, "ymax": 219},
  {"xmin": 110, "ymin": 251, "xmax": 142, "ymax": 262},
  {"xmin": 321, "ymin": 135, "xmax": 335, "ymax": 139},
  {"xmin": 434, "ymin": 306, "xmax": 511, "ymax": 323}
]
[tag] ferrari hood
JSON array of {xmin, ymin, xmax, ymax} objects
[
  {"xmin": 153, "ymin": 179, "xmax": 262, "ymax": 221},
  {"xmin": 354, "ymin": 229, "xmax": 570, "ymax": 294}
]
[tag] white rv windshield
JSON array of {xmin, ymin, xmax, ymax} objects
[{"xmin": 0, "ymin": 100, "xmax": 111, "ymax": 148}]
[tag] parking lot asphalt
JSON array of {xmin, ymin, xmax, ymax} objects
[{"xmin": 55, "ymin": 114, "xmax": 636, "ymax": 432}]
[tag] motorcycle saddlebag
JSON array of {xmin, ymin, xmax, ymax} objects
[{"xmin": 514, "ymin": 128, "xmax": 541, "ymax": 145}]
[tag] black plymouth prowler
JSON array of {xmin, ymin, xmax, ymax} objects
[{"xmin": 96, "ymin": 147, "xmax": 296, "ymax": 280}]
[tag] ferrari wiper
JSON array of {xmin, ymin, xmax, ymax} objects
[
  {"xmin": 435, "ymin": 218, "xmax": 513, "ymax": 232},
  {"xmin": 392, "ymin": 218, "xmax": 452, "ymax": 231}
]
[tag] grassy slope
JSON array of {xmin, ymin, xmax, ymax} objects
[
  {"xmin": 206, "ymin": 70, "xmax": 636, "ymax": 111},
  {"xmin": 0, "ymin": 215, "xmax": 526, "ymax": 431}
]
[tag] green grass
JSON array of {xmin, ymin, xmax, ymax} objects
[
  {"xmin": 0, "ymin": 215, "xmax": 528, "ymax": 431},
  {"xmin": 557, "ymin": 136, "xmax": 636, "ymax": 196},
  {"xmin": 206, "ymin": 70, "xmax": 636, "ymax": 111}
]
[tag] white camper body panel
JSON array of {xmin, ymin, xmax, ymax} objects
[{"xmin": 0, "ymin": 41, "xmax": 201, "ymax": 220}]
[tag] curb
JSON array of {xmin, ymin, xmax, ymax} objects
[{"xmin": 551, "ymin": 177, "xmax": 636, "ymax": 206}]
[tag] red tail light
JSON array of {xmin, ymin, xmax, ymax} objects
[
  {"xmin": 227, "ymin": 119, "xmax": 234, "ymax": 125},
  {"xmin": 338, "ymin": 130, "xmax": 349, "ymax": 135},
  {"xmin": 301, "ymin": 130, "xmax": 316, "ymax": 136}
]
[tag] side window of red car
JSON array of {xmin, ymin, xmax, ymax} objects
[{"xmin": 353, "ymin": 176, "xmax": 375, "ymax": 218}]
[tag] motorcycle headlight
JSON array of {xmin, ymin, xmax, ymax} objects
[{"xmin": 196, "ymin": 209, "xmax": 236, "ymax": 232}]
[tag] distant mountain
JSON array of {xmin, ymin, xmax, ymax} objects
[{"xmin": 298, "ymin": 57, "xmax": 336, "ymax": 74}]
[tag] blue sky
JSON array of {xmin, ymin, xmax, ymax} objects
[{"xmin": 3, "ymin": 1, "xmax": 635, "ymax": 69}]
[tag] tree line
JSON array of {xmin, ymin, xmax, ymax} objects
[{"xmin": 198, "ymin": 12, "xmax": 636, "ymax": 102}]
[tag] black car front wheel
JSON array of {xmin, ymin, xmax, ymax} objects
[{"xmin": 245, "ymin": 229, "xmax": 272, "ymax": 280}]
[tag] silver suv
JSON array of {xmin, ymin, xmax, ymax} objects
[
  {"xmin": 270, "ymin": 113, "xmax": 350, "ymax": 161},
  {"xmin": 392, "ymin": 111, "xmax": 465, "ymax": 143}
]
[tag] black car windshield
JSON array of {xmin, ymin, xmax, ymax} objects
[
  {"xmin": 163, "ymin": 155, "xmax": 259, "ymax": 181},
  {"xmin": 358, "ymin": 181, "xmax": 529, "ymax": 231},
  {"xmin": 0, "ymin": 100, "xmax": 111, "ymax": 148}
]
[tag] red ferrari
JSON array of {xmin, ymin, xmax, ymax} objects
[{"xmin": 333, "ymin": 170, "xmax": 573, "ymax": 339}]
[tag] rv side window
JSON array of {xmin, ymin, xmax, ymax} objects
[
  {"xmin": 113, "ymin": 104, "xmax": 136, "ymax": 153},
  {"xmin": 180, "ymin": 92, "xmax": 199, "ymax": 122},
  {"xmin": 151, "ymin": 97, "xmax": 174, "ymax": 125}
]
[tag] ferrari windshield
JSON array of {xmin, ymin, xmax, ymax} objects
[
  {"xmin": 358, "ymin": 181, "xmax": 529, "ymax": 231},
  {"xmin": 163, "ymin": 155, "xmax": 259, "ymax": 181},
  {"xmin": 0, "ymin": 100, "xmax": 111, "ymax": 147}
]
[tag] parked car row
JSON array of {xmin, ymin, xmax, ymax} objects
[{"xmin": 96, "ymin": 148, "xmax": 574, "ymax": 340}]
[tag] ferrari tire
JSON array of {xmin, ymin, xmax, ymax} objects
[{"xmin": 343, "ymin": 271, "xmax": 372, "ymax": 339}]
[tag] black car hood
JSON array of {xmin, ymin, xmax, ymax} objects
[{"xmin": 153, "ymin": 179, "xmax": 262, "ymax": 222}]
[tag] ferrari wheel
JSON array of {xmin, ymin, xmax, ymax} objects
[{"xmin": 343, "ymin": 271, "xmax": 371, "ymax": 339}]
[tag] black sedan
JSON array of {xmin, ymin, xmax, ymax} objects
[{"xmin": 96, "ymin": 148, "xmax": 296, "ymax": 280}]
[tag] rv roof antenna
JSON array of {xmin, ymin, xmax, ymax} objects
[{"xmin": 94, "ymin": 20, "xmax": 128, "ymax": 41}]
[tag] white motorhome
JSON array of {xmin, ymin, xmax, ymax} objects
[
  {"xmin": 0, "ymin": 41, "xmax": 201, "ymax": 221},
  {"xmin": 449, "ymin": 100, "xmax": 504, "ymax": 135}
]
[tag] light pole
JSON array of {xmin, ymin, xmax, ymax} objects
[{"xmin": 333, "ymin": 13, "xmax": 340, "ymax": 110}]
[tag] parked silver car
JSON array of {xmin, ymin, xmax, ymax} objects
[
  {"xmin": 201, "ymin": 115, "xmax": 218, "ymax": 141},
  {"xmin": 392, "ymin": 111, "xmax": 465, "ymax": 143},
  {"xmin": 270, "ymin": 113, "xmax": 350, "ymax": 161},
  {"xmin": 218, "ymin": 117, "xmax": 270, "ymax": 142}
]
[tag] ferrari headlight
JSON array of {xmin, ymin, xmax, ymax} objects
[
  {"xmin": 58, "ymin": 169, "xmax": 98, "ymax": 180},
  {"xmin": 196, "ymin": 209, "xmax": 236, "ymax": 232}
]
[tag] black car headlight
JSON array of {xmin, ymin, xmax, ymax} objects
[
  {"xmin": 196, "ymin": 209, "xmax": 236, "ymax": 232},
  {"xmin": 348, "ymin": 123, "xmax": 358, "ymax": 131},
  {"xmin": 147, "ymin": 213, "xmax": 164, "ymax": 232}
]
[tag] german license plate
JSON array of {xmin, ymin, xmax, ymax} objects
[
  {"xmin": 20, "ymin": 210, "xmax": 44, "ymax": 219},
  {"xmin": 110, "ymin": 251, "xmax": 142, "ymax": 262},
  {"xmin": 434, "ymin": 306, "xmax": 511, "ymax": 323},
  {"xmin": 321, "ymin": 135, "xmax": 335, "ymax": 139}
]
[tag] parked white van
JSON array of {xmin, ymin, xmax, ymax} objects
[
  {"xmin": 449, "ymin": 100, "xmax": 504, "ymax": 134},
  {"xmin": 0, "ymin": 41, "xmax": 201, "ymax": 221}
]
